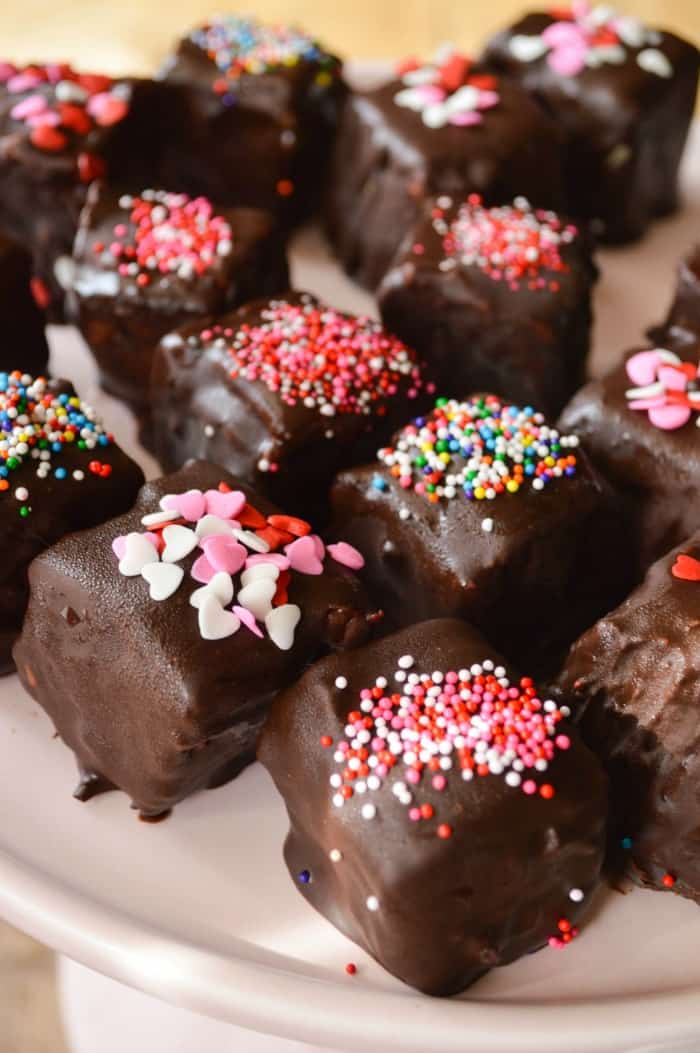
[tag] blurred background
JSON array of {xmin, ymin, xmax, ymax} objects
[{"xmin": 0, "ymin": 2, "xmax": 698, "ymax": 1052}]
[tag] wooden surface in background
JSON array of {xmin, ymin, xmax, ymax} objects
[{"xmin": 0, "ymin": 1, "xmax": 697, "ymax": 74}]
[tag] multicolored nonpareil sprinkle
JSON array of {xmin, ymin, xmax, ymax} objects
[
  {"xmin": 112, "ymin": 481, "xmax": 364, "ymax": 648},
  {"xmin": 430, "ymin": 194, "xmax": 577, "ymax": 290},
  {"xmin": 508, "ymin": 2, "xmax": 671, "ymax": 79},
  {"xmin": 198, "ymin": 296, "xmax": 429, "ymax": 418},
  {"xmin": 91, "ymin": 190, "xmax": 233, "ymax": 287},
  {"xmin": 625, "ymin": 347, "xmax": 700, "ymax": 430},
  {"xmin": 0, "ymin": 371, "xmax": 113, "ymax": 514},
  {"xmin": 394, "ymin": 47, "xmax": 500, "ymax": 128},
  {"xmin": 322, "ymin": 655, "xmax": 572, "ymax": 839},
  {"xmin": 377, "ymin": 396, "xmax": 579, "ymax": 503}
]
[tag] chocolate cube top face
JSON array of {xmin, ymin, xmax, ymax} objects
[
  {"xmin": 259, "ymin": 618, "xmax": 607, "ymax": 995},
  {"xmin": 0, "ymin": 233, "xmax": 48, "ymax": 377},
  {"xmin": 483, "ymin": 8, "xmax": 699, "ymax": 242},
  {"xmin": 331, "ymin": 395, "xmax": 620, "ymax": 672},
  {"xmin": 325, "ymin": 50, "xmax": 566, "ymax": 290},
  {"xmin": 557, "ymin": 533, "xmax": 700, "ymax": 904},
  {"xmin": 13, "ymin": 460, "xmax": 374, "ymax": 817},
  {"xmin": 70, "ymin": 184, "xmax": 289, "ymax": 411},
  {"xmin": 559, "ymin": 341, "xmax": 700, "ymax": 575},
  {"xmin": 379, "ymin": 195, "xmax": 596, "ymax": 418},
  {"xmin": 0, "ymin": 372, "xmax": 144, "ymax": 674},
  {"xmin": 149, "ymin": 292, "xmax": 433, "ymax": 517},
  {"xmin": 650, "ymin": 246, "xmax": 700, "ymax": 351}
]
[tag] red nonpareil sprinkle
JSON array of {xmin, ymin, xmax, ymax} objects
[
  {"xmin": 320, "ymin": 735, "xmax": 333, "ymax": 748},
  {"xmin": 345, "ymin": 963, "xmax": 357, "ymax": 975},
  {"xmin": 662, "ymin": 873, "xmax": 676, "ymax": 888},
  {"xmin": 30, "ymin": 276, "xmax": 51, "ymax": 309}
]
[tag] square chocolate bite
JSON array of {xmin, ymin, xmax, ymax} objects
[
  {"xmin": 483, "ymin": 6, "xmax": 699, "ymax": 243},
  {"xmin": 148, "ymin": 292, "xmax": 433, "ymax": 518},
  {"xmin": 0, "ymin": 371, "xmax": 144, "ymax": 674},
  {"xmin": 259, "ymin": 618, "xmax": 607, "ymax": 995},
  {"xmin": 331, "ymin": 395, "xmax": 626, "ymax": 673},
  {"xmin": 557, "ymin": 533, "xmax": 700, "ymax": 905},
  {"xmin": 69, "ymin": 184, "xmax": 288, "ymax": 415},
  {"xmin": 325, "ymin": 47, "xmax": 565, "ymax": 289},
  {"xmin": 157, "ymin": 15, "xmax": 345, "ymax": 222},
  {"xmin": 559, "ymin": 339, "xmax": 700, "ymax": 577},
  {"xmin": 0, "ymin": 233, "xmax": 48, "ymax": 377},
  {"xmin": 378, "ymin": 194, "xmax": 597, "ymax": 419},
  {"xmin": 13, "ymin": 460, "xmax": 375, "ymax": 818},
  {"xmin": 649, "ymin": 246, "xmax": 700, "ymax": 351}
]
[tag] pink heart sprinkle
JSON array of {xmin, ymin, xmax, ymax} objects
[
  {"xmin": 286, "ymin": 535, "xmax": 324, "ymax": 575},
  {"xmin": 416, "ymin": 84, "xmax": 447, "ymax": 103},
  {"xmin": 202, "ymin": 535, "xmax": 247, "ymax": 574},
  {"xmin": 658, "ymin": 365, "xmax": 688, "ymax": 392},
  {"xmin": 233, "ymin": 606, "xmax": 264, "ymax": 638},
  {"xmin": 163, "ymin": 489, "xmax": 206, "ymax": 522},
  {"xmin": 204, "ymin": 489, "xmax": 246, "ymax": 520},
  {"xmin": 327, "ymin": 541, "xmax": 365, "ymax": 571},
  {"xmin": 27, "ymin": 111, "xmax": 61, "ymax": 127},
  {"xmin": 10, "ymin": 94, "xmax": 48, "ymax": 120},
  {"xmin": 449, "ymin": 111, "xmax": 483, "ymax": 126},
  {"xmin": 311, "ymin": 534, "xmax": 325, "ymax": 559},
  {"xmin": 191, "ymin": 553, "xmax": 215, "ymax": 584},
  {"xmin": 626, "ymin": 350, "xmax": 662, "ymax": 387},
  {"xmin": 245, "ymin": 553, "xmax": 291, "ymax": 570},
  {"xmin": 86, "ymin": 93, "xmax": 128, "ymax": 126},
  {"xmin": 542, "ymin": 22, "xmax": 587, "ymax": 47},
  {"xmin": 8, "ymin": 72, "xmax": 43, "ymax": 92},
  {"xmin": 111, "ymin": 532, "xmax": 159, "ymax": 560},
  {"xmin": 648, "ymin": 404, "xmax": 692, "ymax": 430},
  {"xmin": 547, "ymin": 44, "xmax": 588, "ymax": 77}
]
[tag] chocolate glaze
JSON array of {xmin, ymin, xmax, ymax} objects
[
  {"xmin": 0, "ymin": 378, "xmax": 143, "ymax": 674},
  {"xmin": 483, "ymin": 14, "xmax": 699, "ymax": 243},
  {"xmin": 324, "ymin": 74, "xmax": 566, "ymax": 290},
  {"xmin": 378, "ymin": 196, "xmax": 597, "ymax": 418},
  {"xmin": 69, "ymin": 183, "xmax": 289, "ymax": 414},
  {"xmin": 147, "ymin": 292, "xmax": 432, "ymax": 519},
  {"xmin": 259, "ymin": 618, "xmax": 607, "ymax": 995},
  {"xmin": 557, "ymin": 535, "xmax": 700, "ymax": 905},
  {"xmin": 558, "ymin": 339, "xmax": 700, "ymax": 579},
  {"xmin": 0, "ymin": 233, "xmax": 48, "ymax": 376},
  {"xmin": 13, "ymin": 460, "xmax": 374, "ymax": 817},
  {"xmin": 649, "ymin": 246, "xmax": 700, "ymax": 350}
]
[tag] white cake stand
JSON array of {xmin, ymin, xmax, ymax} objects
[{"xmin": 1, "ymin": 126, "xmax": 699, "ymax": 1053}]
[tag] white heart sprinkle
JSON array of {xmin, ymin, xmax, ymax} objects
[
  {"xmin": 637, "ymin": 48, "xmax": 672, "ymax": 78},
  {"xmin": 195, "ymin": 514, "xmax": 237, "ymax": 541},
  {"xmin": 402, "ymin": 67, "xmax": 440, "ymax": 86},
  {"xmin": 614, "ymin": 15, "xmax": 647, "ymax": 48},
  {"xmin": 240, "ymin": 563, "xmax": 280, "ymax": 588},
  {"xmin": 119, "ymin": 533, "xmax": 160, "ymax": 576},
  {"xmin": 422, "ymin": 102, "xmax": 448, "ymax": 128},
  {"xmin": 265, "ymin": 604, "xmax": 301, "ymax": 651},
  {"xmin": 238, "ymin": 579, "xmax": 277, "ymax": 620},
  {"xmin": 234, "ymin": 528, "xmax": 270, "ymax": 553},
  {"xmin": 162, "ymin": 524, "xmax": 197, "ymax": 563},
  {"xmin": 394, "ymin": 87, "xmax": 430, "ymax": 111},
  {"xmin": 141, "ymin": 509, "xmax": 177, "ymax": 528},
  {"xmin": 141, "ymin": 562, "xmax": 184, "ymax": 601},
  {"xmin": 509, "ymin": 34, "xmax": 548, "ymax": 63},
  {"xmin": 445, "ymin": 85, "xmax": 479, "ymax": 113},
  {"xmin": 189, "ymin": 571, "xmax": 234, "ymax": 609},
  {"xmin": 198, "ymin": 595, "xmax": 240, "ymax": 641}
]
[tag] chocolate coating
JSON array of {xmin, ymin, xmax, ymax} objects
[
  {"xmin": 147, "ymin": 292, "xmax": 432, "ymax": 519},
  {"xmin": 259, "ymin": 618, "xmax": 607, "ymax": 995},
  {"xmin": 557, "ymin": 534, "xmax": 700, "ymax": 904},
  {"xmin": 483, "ymin": 14, "xmax": 699, "ymax": 243},
  {"xmin": 69, "ymin": 183, "xmax": 288, "ymax": 414},
  {"xmin": 324, "ymin": 72, "xmax": 565, "ymax": 290},
  {"xmin": 559, "ymin": 339, "xmax": 700, "ymax": 578},
  {"xmin": 649, "ymin": 246, "xmax": 700, "ymax": 350},
  {"xmin": 13, "ymin": 460, "xmax": 374, "ymax": 817},
  {"xmin": 0, "ymin": 233, "xmax": 48, "ymax": 376},
  {"xmin": 378, "ymin": 196, "xmax": 597, "ymax": 418}
]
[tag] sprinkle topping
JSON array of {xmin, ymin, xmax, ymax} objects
[
  {"xmin": 325, "ymin": 656, "xmax": 571, "ymax": 837},
  {"xmin": 625, "ymin": 348, "xmax": 700, "ymax": 431},
  {"xmin": 508, "ymin": 3, "xmax": 670, "ymax": 78},
  {"xmin": 199, "ymin": 296, "xmax": 429, "ymax": 418},
  {"xmin": 377, "ymin": 396, "xmax": 579, "ymax": 503},
  {"xmin": 0, "ymin": 371, "xmax": 113, "ymax": 513},
  {"xmin": 432, "ymin": 194, "xmax": 577, "ymax": 290},
  {"xmin": 671, "ymin": 553, "xmax": 700, "ymax": 581},
  {"xmin": 394, "ymin": 47, "xmax": 500, "ymax": 128},
  {"xmin": 92, "ymin": 190, "xmax": 233, "ymax": 287}
]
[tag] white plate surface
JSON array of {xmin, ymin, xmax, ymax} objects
[{"xmin": 1, "ymin": 122, "xmax": 700, "ymax": 1053}]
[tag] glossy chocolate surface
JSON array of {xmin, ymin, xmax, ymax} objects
[
  {"xmin": 0, "ymin": 233, "xmax": 48, "ymax": 376},
  {"xmin": 650, "ymin": 246, "xmax": 700, "ymax": 349},
  {"xmin": 259, "ymin": 618, "xmax": 607, "ymax": 995}
]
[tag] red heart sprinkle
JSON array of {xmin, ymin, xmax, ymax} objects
[
  {"xmin": 439, "ymin": 54, "xmax": 471, "ymax": 93},
  {"xmin": 77, "ymin": 151, "xmax": 106, "ymax": 183},
  {"xmin": 672, "ymin": 554, "xmax": 700, "ymax": 581},
  {"xmin": 58, "ymin": 102, "xmax": 91, "ymax": 135},
  {"xmin": 30, "ymin": 276, "xmax": 51, "ymax": 309},
  {"xmin": 30, "ymin": 124, "xmax": 67, "ymax": 152},
  {"xmin": 267, "ymin": 514, "xmax": 312, "ymax": 537}
]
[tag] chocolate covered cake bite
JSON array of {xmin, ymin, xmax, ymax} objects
[
  {"xmin": 259, "ymin": 618, "xmax": 607, "ymax": 995},
  {"xmin": 649, "ymin": 246, "xmax": 700, "ymax": 350},
  {"xmin": 14, "ymin": 460, "xmax": 374, "ymax": 817},
  {"xmin": 332, "ymin": 395, "xmax": 624, "ymax": 671},
  {"xmin": 69, "ymin": 184, "xmax": 288, "ymax": 415},
  {"xmin": 483, "ymin": 4, "xmax": 700, "ymax": 243},
  {"xmin": 558, "ymin": 533, "xmax": 700, "ymax": 904},
  {"xmin": 559, "ymin": 339, "xmax": 700, "ymax": 577},
  {"xmin": 378, "ymin": 194, "xmax": 596, "ymax": 418},
  {"xmin": 148, "ymin": 292, "xmax": 433, "ymax": 517},
  {"xmin": 0, "ymin": 371, "xmax": 143, "ymax": 675},
  {"xmin": 325, "ymin": 47, "xmax": 565, "ymax": 289},
  {"xmin": 0, "ymin": 233, "xmax": 49, "ymax": 377},
  {"xmin": 158, "ymin": 15, "xmax": 344, "ymax": 221}
]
